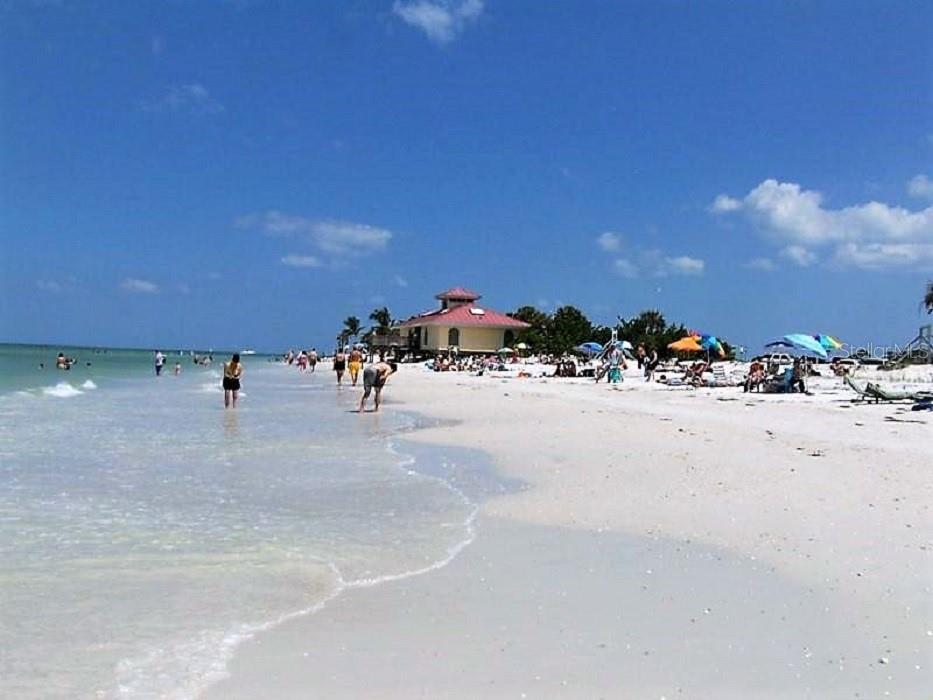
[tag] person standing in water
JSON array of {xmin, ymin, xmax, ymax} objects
[
  {"xmin": 333, "ymin": 348, "xmax": 347, "ymax": 386},
  {"xmin": 348, "ymin": 346, "xmax": 363, "ymax": 386},
  {"xmin": 223, "ymin": 353, "xmax": 243, "ymax": 408},
  {"xmin": 357, "ymin": 360, "xmax": 397, "ymax": 413},
  {"xmin": 308, "ymin": 348, "xmax": 318, "ymax": 373},
  {"xmin": 154, "ymin": 350, "xmax": 165, "ymax": 376}
]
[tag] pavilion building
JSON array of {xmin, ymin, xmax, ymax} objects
[{"xmin": 398, "ymin": 287, "xmax": 530, "ymax": 355}]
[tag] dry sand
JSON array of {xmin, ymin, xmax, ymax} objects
[{"xmin": 204, "ymin": 367, "xmax": 931, "ymax": 699}]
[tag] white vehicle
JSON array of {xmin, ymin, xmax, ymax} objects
[{"xmin": 764, "ymin": 353, "xmax": 793, "ymax": 366}]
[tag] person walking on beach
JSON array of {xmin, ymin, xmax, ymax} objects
[
  {"xmin": 223, "ymin": 353, "xmax": 243, "ymax": 408},
  {"xmin": 334, "ymin": 349, "xmax": 347, "ymax": 386},
  {"xmin": 644, "ymin": 347, "xmax": 659, "ymax": 382},
  {"xmin": 154, "ymin": 350, "xmax": 165, "ymax": 376},
  {"xmin": 308, "ymin": 348, "xmax": 318, "ymax": 373},
  {"xmin": 357, "ymin": 360, "xmax": 397, "ymax": 413},
  {"xmin": 348, "ymin": 346, "xmax": 363, "ymax": 386}
]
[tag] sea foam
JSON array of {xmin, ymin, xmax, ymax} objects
[{"xmin": 42, "ymin": 382, "xmax": 83, "ymax": 398}]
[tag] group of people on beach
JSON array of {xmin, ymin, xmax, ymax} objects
[
  {"xmin": 332, "ymin": 346, "xmax": 396, "ymax": 412},
  {"xmin": 220, "ymin": 347, "xmax": 398, "ymax": 413}
]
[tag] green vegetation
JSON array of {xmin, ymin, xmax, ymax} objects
[
  {"xmin": 369, "ymin": 307, "xmax": 393, "ymax": 333},
  {"xmin": 341, "ymin": 316, "xmax": 361, "ymax": 346},
  {"xmin": 509, "ymin": 306, "xmax": 702, "ymax": 357}
]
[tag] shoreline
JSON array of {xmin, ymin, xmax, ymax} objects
[{"xmin": 203, "ymin": 367, "xmax": 931, "ymax": 698}]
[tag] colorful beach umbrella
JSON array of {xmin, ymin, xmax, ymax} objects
[
  {"xmin": 668, "ymin": 336, "xmax": 703, "ymax": 352},
  {"xmin": 699, "ymin": 335, "xmax": 726, "ymax": 358},
  {"xmin": 783, "ymin": 333, "xmax": 828, "ymax": 359},
  {"xmin": 814, "ymin": 334, "xmax": 843, "ymax": 351}
]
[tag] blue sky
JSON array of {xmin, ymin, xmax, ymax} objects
[{"xmin": 1, "ymin": 0, "xmax": 931, "ymax": 352}]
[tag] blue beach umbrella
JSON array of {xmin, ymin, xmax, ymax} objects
[
  {"xmin": 699, "ymin": 335, "xmax": 725, "ymax": 358},
  {"xmin": 575, "ymin": 342, "xmax": 604, "ymax": 355},
  {"xmin": 783, "ymin": 333, "xmax": 828, "ymax": 359}
]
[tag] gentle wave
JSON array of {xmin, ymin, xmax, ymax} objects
[
  {"xmin": 112, "ymin": 429, "xmax": 480, "ymax": 700},
  {"xmin": 41, "ymin": 382, "xmax": 84, "ymax": 398}
]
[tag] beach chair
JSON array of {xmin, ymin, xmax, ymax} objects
[
  {"xmin": 709, "ymin": 364, "xmax": 737, "ymax": 387},
  {"xmin": 762, "ymin": 368, "xmax": 794, "ymax": 393},
  {"xmin": 845, "ymin": 374, "xmax": 933, "ymax": 403}
]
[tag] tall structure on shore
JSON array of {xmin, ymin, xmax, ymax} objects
[{"xmin": 398, "ymin": 287, "xmax": 529, "ymax": 355}]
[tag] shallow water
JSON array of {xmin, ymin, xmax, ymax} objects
[{"xmin": 0, "ymin": 360, "xmax": 488, "ymax": 699}]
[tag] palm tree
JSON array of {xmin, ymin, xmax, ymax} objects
[
  {"xmin": 342, "ymin": 316, "xmax": 361, "ymax": 346},
  {"xmin": 369, "ymin": 307, "xmax": 392, "ymax": 333},
  {"xmin": 925, "ymin": 281, "xmax": 933, "ymax": 314}
]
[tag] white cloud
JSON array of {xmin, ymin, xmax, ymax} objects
[
  {"xmin": 36, "ymin": 279, "xmax": 62, "ymax": 292},
  {"xmin": 238, "ymin": 211, "xmax": 393, "ymax": 259},
  {"xmin": 596, "ymin": 231, "xmax": 622, "ymax": 253},
  {"xmin": 908, "ymin": 174, "xmax": 933, "ymax": 201},
  {"xmin": 121, "ymin": 278, "xmax": 159, "ymax": 294},
  {"xmin": 710, "ymin": 194, "xmax": 741, "ymax": 212},
  {"xmin": 780, "ymin": 245, "xmax": 817, "ymax": 267},
  {"xmin": 393, "ymin": 0, "xmax": 483, "ymax": 44},
  {"xmin": 313, "ymin": 220, "xmax": 392, "ymax": 256},
  {"xmin": 744, "ymin": 257, "xmax": 776, "ymax": 271},
  {"xmin": 833, "ymin": 243, "xmax": 933, "ymax": 270},
  {"xmin": 144, "ymin": 83, "xmax": 223, "ymax": 115},
  {"xmin": 281, "ymin": 254, "xmax": 322, "ymax": 268},
  {"xmin": 610, "ymin": 249, "xmax": 705, "ymax": 278},
  {"xmin": 638, "ymin": 249, "xmax": 705, "ymax": 277},
  {"xmin": 612, "ymin": 258, "xmax": 639, "ymax": 279},
  {"xmin": 662, "ymin": 255, "xmax": 705, "ymax": 275},
  {"xmin": 712, "ymin": 178, "xmax": 933, "ymax": 269},
  {"xmin": 393, "ymin": 274, "xmax": 409, "ymax": 287}
]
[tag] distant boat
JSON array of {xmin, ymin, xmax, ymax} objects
[{"xmin": 241, "ymin": 349, "xmax": 257, "ymax": 355}]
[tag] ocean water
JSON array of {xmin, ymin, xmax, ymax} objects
[{"xmin": 0, "ymin": 347, "xmax": 487, "ymax": 699}]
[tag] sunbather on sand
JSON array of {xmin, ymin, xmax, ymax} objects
[
  {"xmin": 684, "ymin": 361, "xmax": 709, "ymax": 386},
  {"xmin": 744, "ymin": 360, "xmax": 766, "ymax": 392}
]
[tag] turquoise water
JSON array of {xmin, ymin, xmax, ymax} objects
[
  {"xmin": 0, "ymin": 351, "xmax": 488, "ymax": 699},
  {"xmin": 0, "ymin": 343, "xmax": 253, "ymax": 395}
]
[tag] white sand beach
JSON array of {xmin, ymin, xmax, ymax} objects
[{"xmin": 205, "ymin": 366, "xmax": 932, "ymax": 699}]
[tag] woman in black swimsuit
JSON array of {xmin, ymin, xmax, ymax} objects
[
  {"xmin": 333, "ymin": 350, "xmax": 347, "ymax": 386},
  {"xmin": 223, "ymin": 353, "xmax": 243, "ymax": 408}
]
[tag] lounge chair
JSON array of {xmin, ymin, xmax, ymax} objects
[
  {"xmin": 844, "ymin": 374, "xmax": 933, "ymax": 403},
  {"xmin": 762, "ymin": 367, "xmax": 794, "ymax": 393},
  {"xmin": 709, "ymin": 364, "xmax": 739, "ymax": 387}
]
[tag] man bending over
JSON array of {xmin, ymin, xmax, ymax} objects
[{"xmin": 358, "ymin": 360, "xmax": 398, "ymax": 413}]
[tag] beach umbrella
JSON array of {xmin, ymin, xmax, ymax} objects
[
  {"xmin": 783, "ymin": 333, "xmax": 828, "ymax": 359},
  {"xmin": 575, "ymin": 342, "xmax": 604, "ymax": 355},
  {"xmin": 515, "ymin": 342, "xmax": 529, "ymax": 350},
  {"xmin": 814, "ymin": 334, "xmax": 843, "ymax": 351},
  {"xmin": 497, "ymin": 347, "xmax": 514, "ymax": 354},
  {"xmin": 765, "ymin": 339, "xmax": 795, "ymax": 349},
  {"xmin": 668, "ymin": 336, "xmax": 703, "ymax": 352},
  {"xmin": 699, "ymin": 335, "xmax": 726, "ymax": 358},
  {"xmin": 620, "ymin": 340, "xmax": 633, "ymax": 350}
]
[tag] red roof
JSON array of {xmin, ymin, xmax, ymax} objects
[
  {"xmin": 400, "ymin": 303, "xmax": 530, "ymax": 329},
  {"xmin": 435, "ymin": 286, "xmax": 481, "ymax": 300}
]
